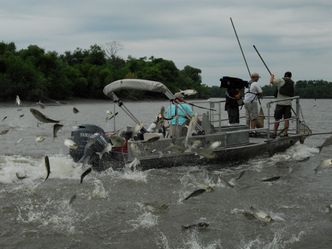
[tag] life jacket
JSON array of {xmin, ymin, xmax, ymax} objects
[{"xmin": 278, "ymin": 78, "xmax": 294, "ymax": 97}]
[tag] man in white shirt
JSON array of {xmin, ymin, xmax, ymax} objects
[{"xmin": 244, "ymin": 73, "xmax": 263, "ymax": 129}]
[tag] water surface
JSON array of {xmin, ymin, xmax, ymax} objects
[{"xmin": 0, "ymin": 98, "xmax": 332, "ymax": 249}]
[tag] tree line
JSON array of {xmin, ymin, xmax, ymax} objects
[
  {"xmin": 0, "ymin": 41, "xmax": 213, "ymax": 101},
  {"xmin": 262, "ymin": 80, "xmax": 332, "ymax": 99},
  {"xmin": 0, "ymin": 41, "xmax": 331, "ymax": 102}
]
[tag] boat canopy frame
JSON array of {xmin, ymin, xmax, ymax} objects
[{"xmin": 103, "ymin": 79, "xmax": 176, "ymax": 100}]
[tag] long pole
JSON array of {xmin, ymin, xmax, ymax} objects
[
  {"xmin": 253, "ymin": 45, "xmax": 272, "ymax": 76},
  {"xmin": 230, "ymin": 17, "xmax": 251, "ymax": 77}
]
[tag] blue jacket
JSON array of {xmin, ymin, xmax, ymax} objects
[{"xmin": 165, "ymin": 103, "xmax": 193, "ymax": 125}]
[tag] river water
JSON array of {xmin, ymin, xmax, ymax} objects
[{"xmin": 0, "ymin": 98, "xmax": 331, "ymax": 249}]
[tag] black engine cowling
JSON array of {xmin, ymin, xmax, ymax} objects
[{"xmin": 69, "ymin": 124, "xmax": 106, "ymax": 162}]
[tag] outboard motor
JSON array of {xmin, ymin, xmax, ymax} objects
[
  {"xmin": 82, "ymin": 133, "xmax": 110, "ymax": 161},
  {"xmin": 69, "ymin": 124, "xmax": 106, "ymax": 162}
]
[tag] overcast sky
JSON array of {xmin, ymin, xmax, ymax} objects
[{"xmin": 1, "ymin": 0, "xmax": 331, "ymax": 86}]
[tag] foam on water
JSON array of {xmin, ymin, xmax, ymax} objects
[
  {"xmin": 16, "ymin": 197, "xmax": 81, "ymax": 234},
  {"xmin": 128, "ymin": 202, "xmax": 159, "ymax": 230},
  {"xmin": 109, "ymin": 158, "xmax": 148, "ymax": 182},
  {"xmin": 89, "ymin": 179, "xmax": 108, "ymax": 199},
  {"xmin": 239, "ymin": 230, "xmax": 306, "ymax": 249},
  {"xmin": 242, "ymin": 143, "xmax": 319, "ymax": 173},
  {"xmin": 0, "ymin": 155, "xmax": 83, "ymax": 185},
  {"xmin": 157, "ymin": 231, "xmax": 221, "ymax": 249},
  {"xmin": 178, "ymin": 169, "xmax": 230, "ymax": 202},
  {"xmin": 157, "ymin": 232, "xmax": 172, "ymax": 249},
  {"xmin": 182, "ymin": 232, "xmax": 222, "ymax": 249},
  {"xmin": 270, "ymin": 143, "xmax": 319, "ymax": 163}
]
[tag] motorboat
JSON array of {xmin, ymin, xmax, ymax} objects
[{"xmin": 68, "ymin": 79, "xmax": 310, "ymax": 171}]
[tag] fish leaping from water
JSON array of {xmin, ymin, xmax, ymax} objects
[{"xmin": 30, "ymin": 108, "xmax": 60, "ymax": 123}]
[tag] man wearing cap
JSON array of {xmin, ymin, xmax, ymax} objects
[
  {"xmin": 270, "ymin": 71, "xmax": 295, "ymax": 138},
  {"xmin": 165, "ymin": 92, "xmax": 193, "ymax": 138},
  {"xmin": 244, "ymin": 73, "xmax": 263, "ymax": 129}
]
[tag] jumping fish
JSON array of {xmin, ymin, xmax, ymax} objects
[
  {"xmin": 53, "ymin": 123, "xmax": 64, "ymax": 138},
  {"xmin": 195, "ymin": 147, "xmax": 216, "ymax": 159},
  {"xmin": 69, "ymin": 194, "xmax": 77, "ymax": 205},
  {"xmin": 106, "ymin": 111, "xmax": 118, "ymax": 121},
  {"xmin": 324, "ymin": 204, "xmax": 332, "ymax": 214},
  {"xmin": 109, "ymin": 135, "xmax": 126, "ymax": 147},
  {"xmin": 16, "ymin": 95, "xmax": 21, "ymax": 106},
  {"xmin": 129, "ymin": 143, "xmax": 141, "ymax": 157},
  {"xmin": 30, "ymin": 108, "xmax": 60, "ymax": 123},
  {"xmin": 209, "ymin": 141, "xmax": 222, "ymax": 149},
  {"xmin": 236, "ymin": 170, "xmax": 246, "ymax": 180},
  {"xmin": 96, "ymin": 143, "xmax": 113, "ymax": 159},
  {"xmin": 249, "ymin": 206, "xmax": 274, "ymax": 223},
  {"xmin": 182, "ymin": 222, "xmax": 209, "ymax": 230},
  {"xmin": 218, "ymin": 176, "xmax": 235, "ymax": 188},
  {"xmin": 78, "ymin": 136, "xmax": 101, "ymax": 163},
  {"xmin": 36, "ymin": 100, "xmax": 45, "ymax": 109},
  {"xmin": 190, "ymin": 140, "xmax": 202, "ymax": 150},
  {"xmin": 178, "ymin": 89, "xmax": 197, "ymax": 96},
  {"xmin": 1, "ymin": 116, "xmax": 7, "ymax": 121},
  {"xmin": 256, "ymin": 107, "xmax": 265, "ymax": 128},
  {"xmin": 73, "ymin": 107, "xmax": 79, "ymax": 114},
  {"xmin": 318, "ymin": 135, "xmax": 332, "ymax": 153},
  {"xmin": 314, "ymin": 159, "xmax": 332, "ymax": 173},
  {"xmin": 165, "ymin": 143, "xmax": 186, "ymax": 154},
  {"xmin": 16, "ymin": 172, "xmax": 27, "ymax": 180},
  {"xmin": 64, "ymin": 139, "xmax": 78, "ymax": 150},
  {"xmin": 183, "ymin": 186, "xmax": 214, "ymax": 201},
  {"xmin": 185, "ymin": 114, "xmax": 198, "ymax": 148},
  {"xmin": 133, "ymin": 122, "xmax": 144, "ymax": 135},
  {"xmin": 143, "ymin": 202, "xmax": 169, "ymax": 214},
  {"xmin": 35, "ymin": 136, "xmax": 46, "ymax": 143},
  {"xmin": 0, "ymin": 129, "xmax": 10, "ymax": 135},
  {"xmin": 44, "ymin": 156, "xmax": 50, "ymax": 181},
  {"xmin": 16, "ymin": 138, "xmax": 24, "ymax": 144},
  {"xmin": 261, "ymin": 176, "xmax": 281, "ymax": 182},
  {"xmin": 19, "ymin": 114, "xmax": 24, "ymax": 118},
  {"xmin": 80, "ymin": 167, "xmax": 92, "ymax": 183},
  {"xmin": 142, "ymin": 133, "xmax": 161, "ymax": 143}
]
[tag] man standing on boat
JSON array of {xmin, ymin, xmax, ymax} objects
[
  {"xmin": 270, "ymin": 71, "xmax": 295, "ymax": 138},
  {"xmin": 220, "ymin": 76, "xmax": 249, "ymax": 125},
  {"xmin": 165, "ymin": 92, "xmax": 193, "ymax": 138},
  {"xmin": 244, "ymin": 73, "xmax": 263, "ymax": 129}
]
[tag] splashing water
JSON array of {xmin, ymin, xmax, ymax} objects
[
  {"xmin": 239, "ymin": 230, "xmax": 306, "ymax": 249},
  {"xmin": 270, "ymin": 143, "xmax": 319, "ymax": 163},
  {"xmin": 90, "ymin": 179, "xmax": 108, "ymax": 199},
  {"xmin": 183, "ymin": 232, "xmax": 222, "ymax": 249},
  {"xmin": 0, "ymin": 155, "xmax": 82, "ymax": 185},
  {"xmin": 115, "ymin": 158, "xmax": 148, "ymax": 182},
  {"xmin": 127, "ymin": 202, "xmax": 159, "ymax": 230},
  {"xmin": 16, "ymin": 197, "xmax": 81, "ymax": 234},
  {"xmin": 157, "ymin": 232, "xmax": 172, "ymax": 249}
]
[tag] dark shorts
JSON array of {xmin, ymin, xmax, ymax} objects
[
  {"xmin": 226, "ymin": 106, "xmax": 239, "ymax": 124},
  {"xmin": 274, "ymin": 105, "xmax": 291, "ymax": 121}
]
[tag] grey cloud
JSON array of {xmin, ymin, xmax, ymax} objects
[{"xmin": 0, "ymin": 0, "xmax": 331, "ymax": 85}]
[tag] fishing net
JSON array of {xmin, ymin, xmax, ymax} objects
[
  {"xmin": 299, "ymin": 121, "xmax": 312, "ymax": 136},
  {"xmin": 298, "ymin": 104, "xmax": 312, "ymax": 136}
]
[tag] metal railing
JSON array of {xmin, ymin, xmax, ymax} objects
[
  {"xmin": 266, "ymin": 96, "xmax": 300, "ymax": 139},
  {"xmin": 190, "ymin": 99, "xmax": 247, "ymax": 129},
  {"xmin": 191, "ymin": 96, "xmax": 302, "ymax": 140}
]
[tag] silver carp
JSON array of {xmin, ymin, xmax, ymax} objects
[{"xmin": 30, "ymin": 108, "xmax": 60, "ymax": 123}]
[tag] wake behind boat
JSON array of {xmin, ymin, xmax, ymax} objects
[{"xmin": 67, "ymin": 79, "xmax": 310, "ymax": 171}]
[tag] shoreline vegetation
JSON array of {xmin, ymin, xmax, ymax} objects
[{"xmin": 1, "ymin": 41, "xmax": 332, "ymax": 102}]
